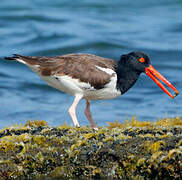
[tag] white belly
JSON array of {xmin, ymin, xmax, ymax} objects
[
  {"xmin": 40, "ymin": 75, "xmax": 121, "ymax": 100},
  {"xmin": 30, "ymin": 65, "xmax": 121, "ymax": 100}
]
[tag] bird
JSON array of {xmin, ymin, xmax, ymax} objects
[{"xmin": 4, "ymin": 51, "xmax": 179, "ymax": 129}]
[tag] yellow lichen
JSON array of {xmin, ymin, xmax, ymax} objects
[
  {"xmin": 168, "ymin": 149, "xmax": 181, "ymax": 159},
  {"xmin": 139, "ymin": 133, "xmax": 154, "ymax": 138},
  {"xmin": 36, "ymin": 152, "xmax": 44, "ymax": 163},
  {"xmin": 150, "ymin": 151, "xmax": 163, "ymax": 160},
  {"xmin": 149, "ymin": 141, "xmax": 165, "ymax": 153},
  {"xmin": 157, "ymin": 117, "xmax": 182, "ymax": 127},
  {"xmin": 107, "ymin": 120, "xmax": 123, "ymax": 129},
  {"xmin": 107, "ymin": 116, "xmax": 182, "ymax": 129},
  {"xmin": 131, "ymin": 116, "xmax": 152, "ymax": 128},
  {"xmin": 92, "ymin": 167, "xmax": 101, "ymax": 175},
  {"xmin": 159, "ymin": 134, "xmax": 170, "ymax": 138},
  {"xmin": 0, "ymin": 117, "xmax": 181, "ymax": 179},
  {"xmin": 32, "ymin": 135, "xmax": 49, "ymax": 147},
  {"xmin": 103, "ymin": 136, "xmax": 114, "ymax": 142},
  {"xmin": 137, "ymin": 158, "xmax": 146, "ymax": 166},
  {"xmin": 70, "ymin": 140, "xmax": 87, "ymax": 151},
  {"xmin": 25, "ymin": 119, "xmax": 48, "ymax": 127},
  {"xmin": 82, "ymin": 133, "xmax": 96, "ymax": 140},
  {"xmin": 176, "ymin": 139, "xmax": 182, "ymax": 147},
  {"xmin": 0, "ymin": 139, "xmax": 15, "ymax": 152},
  {"xmin": 116, "ymin": 133, "xmax": 128, "ymax": 140}
]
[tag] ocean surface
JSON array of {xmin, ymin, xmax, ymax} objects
[{"xmin": 0, "ymin": 0, "xmax": 182, "ymax": 128}]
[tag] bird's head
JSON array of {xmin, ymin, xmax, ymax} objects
[
  {"xmin": 120, "ymin": 51, "xmax": 179, "ymax": 99},
  {"xmin": 121, "ymin": 51, "xmax": 151, "ymax": 72}
]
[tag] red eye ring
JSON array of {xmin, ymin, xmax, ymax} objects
[{"xmin": 139, "ymin": 57, "xmax": 145, "ymax": 63}]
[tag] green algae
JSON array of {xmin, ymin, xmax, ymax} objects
[{"xmin": 0, "ymin": 118, "xmax": 181, "ymax": 179}]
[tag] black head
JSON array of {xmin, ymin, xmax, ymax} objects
[
  {"xmin": 118, "ymin": 51, "xmax": 179, "ymax": 98},
  {"xmin": 120, "ymin": 51, "xmax": 151, "ymax": 73}
]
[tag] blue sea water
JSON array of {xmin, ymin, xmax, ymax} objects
[{"xmin": 0, "ymin": 0, "xmax": 182, "ymax": 128}]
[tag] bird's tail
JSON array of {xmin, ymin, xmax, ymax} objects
[
  {"xmin": 4, "ymin": 54, "xmax": 30, "ymax": 65},
  {"xmin": 4, "ymin": 54, "xmax": 23, "ymax": 61}
]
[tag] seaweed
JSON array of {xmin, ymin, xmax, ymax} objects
[{"xmin": 0, "ymin": 118, "xmax": 181, "ymax": 179}]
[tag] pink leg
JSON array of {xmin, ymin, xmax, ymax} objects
[
  {"xmin": 68, "ymin": 94, "xmax": 83, "ymax": 127},
  {"xmin": 84, "ymin": 100, "xmax": 98, "ymax": 130}
]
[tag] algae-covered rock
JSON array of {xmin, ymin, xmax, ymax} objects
[{"xmin": 0, "ymin": 117, "xmax": 182, "ymax": 179}]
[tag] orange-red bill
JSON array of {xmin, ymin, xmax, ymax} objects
[{"xmin": 145, "ymin": 65, "xmax": 179, "ymax": 99}]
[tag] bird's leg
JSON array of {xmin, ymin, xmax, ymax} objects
[
  {"xmin": 84, "ymin": 100, "xmax": 98, "ymax": 130},
  {"xmin": 68, "ymin": 94, "xmax": 83, "ymax": 127}
]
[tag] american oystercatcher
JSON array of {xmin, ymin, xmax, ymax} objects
[{"xmin": 5, "ymin": 52, "xmax": 179, "ymax": 129}]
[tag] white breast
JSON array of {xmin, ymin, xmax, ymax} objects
[{"xmin": 83, "ymin": 70, "xmax": 121, "ymax": 100}]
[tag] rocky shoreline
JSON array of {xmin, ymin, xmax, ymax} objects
[{"xmin": 0, "ymin": 117, "xmax": 181, "ymax": 179}]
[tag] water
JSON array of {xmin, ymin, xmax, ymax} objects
[{"xmin": 0, "ymin": 0, "xmax": 182, "ymax": 128}]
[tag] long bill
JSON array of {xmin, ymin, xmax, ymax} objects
[{"xmin": 145, "ymin": 65, "xmax": 179, "ymax": 99}]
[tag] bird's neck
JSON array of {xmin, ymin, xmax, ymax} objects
[{"xmin": 116, "ymin": 61, "xmax": 141, "ymax": 94}]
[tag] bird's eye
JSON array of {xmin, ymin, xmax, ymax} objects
[{"xmin": 139, "ymin": 57, "xmax": 145, "ymax": 63}]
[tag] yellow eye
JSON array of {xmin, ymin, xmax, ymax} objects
[{"xmin": 139, "ymin": 57, "xmax": 145, "ymax": 63}]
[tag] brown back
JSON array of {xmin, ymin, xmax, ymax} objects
[{"xmin": 15, "ymin": 53, "xmax": 118, "ymax": 89}]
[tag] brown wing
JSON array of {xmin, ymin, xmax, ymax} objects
[{"xmin": 5, "ymin": 53, "xmax": 118, "ymax": 89}]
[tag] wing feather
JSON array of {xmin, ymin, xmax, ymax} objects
[{"xmin": 5, "ymin": 53, "xmax": 118, "ymax": 90}]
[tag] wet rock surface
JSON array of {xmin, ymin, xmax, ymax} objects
[{"xmin": 0, "ymin": 118, "xmax": 181, "ymax": 179}]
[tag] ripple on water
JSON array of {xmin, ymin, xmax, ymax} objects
[{"xmin": 0, "ymin": 0, "xmax": 181, "ymax": 128}]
